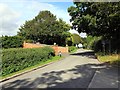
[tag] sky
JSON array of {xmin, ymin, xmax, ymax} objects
[{"xmin": 0, "ymin": 0, "xmax": 86, "ymax": 37}]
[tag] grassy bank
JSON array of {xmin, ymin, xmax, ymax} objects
[
  {"xmin": 97, "ymin": 54, "xmax": 120, "ymax": 66},
  {"xmin": 1, "ymin": 56, "xmax": 62, "ymax": 80}
]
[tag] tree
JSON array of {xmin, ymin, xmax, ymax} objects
[
  {"xmin": 71, "ymin": 34, "xmax": 82, "ymax": 46},
  {"xmin": 68, "ymin": 2, "xmax": 120, "ymax": 52},
  {"xmin": 66, "ymin": 33, "xmax": 83, "ymax": 46},
  {"xmin": 66, "ymin": 32, "xmax": 73, "ymax": 46},
  {"xmin": 68, "ymin": 2, "xmax": 120, "ymax": 39},
  {"xmin": 18, "ymin": 10, "xmax": 70, "ymax": 46}
]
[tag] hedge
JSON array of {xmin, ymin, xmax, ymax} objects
[
  {"xmin": 1, "ymin": 35, "xmax": 23, "ymax": 49},
  {"xmin": 68, "ymin": 46, "xmax": 77, "ymax": 52},
  {"xmin": 1, "ymin": 47, "xmax": 55, "ymax": 76}
]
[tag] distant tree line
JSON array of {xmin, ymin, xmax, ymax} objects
[{"xmin": 1, "ymin": 10, "xmax": 71, "ymax": 49}]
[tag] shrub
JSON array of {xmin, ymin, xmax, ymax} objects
[
  {"xmin": 2, "ymin": 47, "xmax": 55, "ymax": 76},
  {"xmin": 1, "ymin": 35, "xmax": 23, "ymax": 49},
  {"xmin": 82, "ymin": 35, "xmax": 101, "ymax": 50},
  {"xmin": 71, "ymin": 34, "xmax": 82, "ymax": 45},
  {"xmin": 25, "ymin": 39, "xmax": 34, "ymax": 43},
  {"xmin": 68, "ymin": 46, "xmax": 77, "ymax": 52}
]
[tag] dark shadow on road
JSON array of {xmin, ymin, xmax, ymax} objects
[
  {"xmin": 2, "ymin": 63, "xmax": 119, "ymax": 89},
  {"xmin": 70, "ymin": 51, "xmax": 97, "ymax": 59}
]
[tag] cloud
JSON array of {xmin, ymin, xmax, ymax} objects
[
  {"xmin": 0, "ymin": 1, "xmax": 71, "ymax": 36},
  {"xmin": 69, "ymin": 29, "xmax": 87, "ymax": 38},
  {"xmin": 0, "ymin": 3, "xmax": 20, "ymax": 36},
  {"xmin": 24, "ymin": 1, "xmax": 71, "ymax": 23}
]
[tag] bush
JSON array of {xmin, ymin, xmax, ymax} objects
[
  {"xmin": 1, "ymin": 35, "xmax": 23, "ymax": 49},
  {"xmin": 25, "ymin": 39, "xmax": 34, "ymax": 43},
  {"xmin": 2, "ymin": 47, "xmax": 55, "ymax": 76},
  {"xmin": 82, "ymin": 35, "xmax": 101, "ymax": 50},
  {"xmin": 68, "ymin": 46, "xmax": 77, "ymax": 52}
]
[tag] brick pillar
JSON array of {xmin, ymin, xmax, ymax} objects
[
  {"xmin": 51, "ymin": 45, "xmax": 58, "ymax": 55},
  {"xmin": 23, "ymin": 41, "xmax": 26, "ymax": 48}
]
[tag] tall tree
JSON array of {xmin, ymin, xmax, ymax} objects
[
  {"xmin": 18, "ymin": 10, "xmax": 70, "ymax": 46},
  {"xmin": 68, "ymin": 2, "xmax": 120, "ymax": 52},
  {"xmin": 68, "ymin": 2, "xmax": 120, "ymax": 39},
  {"xmin": 71, "ymin": 34, "xmax": 82, "ymax": 46}
]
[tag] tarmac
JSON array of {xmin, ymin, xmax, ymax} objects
[{"xmin": 1, "ymin": 49, "xmax": 119, "ymax": 89}]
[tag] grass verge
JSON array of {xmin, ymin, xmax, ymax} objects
[
  {"xmin": 70, "ymin": 48, "xmax": 78, "ymax": 53},
  {"xmin": 1, "ymin": 56, "xmax": 62, "ymax": 80},
  {"xmin": 97, "ymin": 54, "xmax": 120, "ymax": 66}
]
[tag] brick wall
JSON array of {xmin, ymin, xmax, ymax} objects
[
  {"xmin": 23, "ymin": 42, "xmax": 68, "ymax": 55},
  {"xmin": 51, "ymin": 45, "xmax": 68, "ymax": 55},
  {"xmin": 23, "ymin": 42, "xmax": 43, "ymax": 48}
]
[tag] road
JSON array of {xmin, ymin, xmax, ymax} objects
[{"xmin": 1, "ymin": 49, "xmax": 119, "ymax": 89}]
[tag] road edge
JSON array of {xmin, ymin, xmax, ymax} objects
[{"xmin": 0, "ymin": 56, "xmax": 67, "ymax": 83}]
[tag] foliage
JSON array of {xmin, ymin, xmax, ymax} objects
[
  {"xmin": 82, "ymin": 35, "xmax": 101, "ymax": 50},
  {"xmin": 18, "ymin": 10, "xmax": 70, "ymax": 46},
  {"xmin": 66, "ymin": 38, "xmax": 73, "ymax": 46},
  {"xmin": 66, "ymin": 33, "xmax": 83, "ymax": 46},
  {"xmin": 25, "ymin": 39, "xmax": 34, "ymax": 43},
  {"xmin": 94, "ymin": 38, "xmax": 119, "ymax": 54},
  {"xmin": 68, "ymin": 2, "xmax": 120, "ymax": 53},
  {"xmin": 68, "ymin": 2, "xmax": 120, "ymax": 38},
  {"xmin": 66, "ymin": 32, "xmax": 73, "ymax": 46},
  {"xmin": 2, "ymin": 47, "xmax": 55, "ymax": 76},
  {"xmin": 1, "ymin": 35, "xmax": 23, "ymax": 49},
  {"xmin": 1, "ymin": 56, "xmax": 62, "ymax": 79},
  {"xmin": 68, "ymin": 46, "xmax": 77, "ymax": 52},
  {"xmin": 71, "ymin": 34, "xmax": 82, "ymax": 45},
  {"xmin": 82, "ymin": 35, "xmax": 119, "ymax": 55}
]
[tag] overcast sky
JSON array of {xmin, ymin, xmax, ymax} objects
[{"xmin": 0, "ymin": 0, "xmax": 86, "ymax": 37}]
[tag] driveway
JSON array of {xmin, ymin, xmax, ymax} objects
[{"xmin": 1, "ymin": 49, "xmax": 119, "ymax": 89}]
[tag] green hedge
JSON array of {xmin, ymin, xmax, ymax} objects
[
  {"xmin": 68, "ymin": 46, "xmax": 77, "ymax": 52},
  {"xmin": 1, "ymin": 35, "xmax": 23, "ymax": 49},
  {"xmin": 2, "ymin": 47, "xmax": 55, "ymax": 76}
]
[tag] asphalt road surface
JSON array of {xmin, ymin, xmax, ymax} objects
[{"xmin": 1, "ymin": 49, "xmax": 119, "ymax": 89}]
